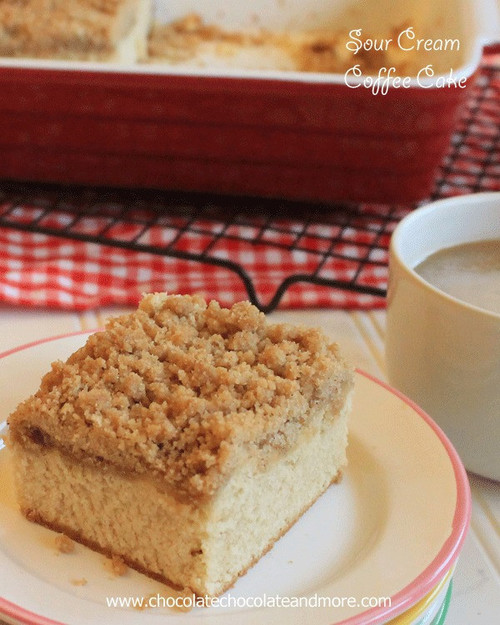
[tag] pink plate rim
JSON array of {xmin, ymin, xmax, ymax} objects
[{"xmin": 0, "ymin": 331, "xmax": 471, "ymax": 625}]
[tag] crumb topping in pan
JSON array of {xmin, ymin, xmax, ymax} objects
[
  {"xmin": 9, "ymin": 294, "xmax": 353, "ymax": 500},
  {"xmin": 147, "ymin": 14, "xmax": 414, "ymax": 75},
  {"xmin": 0, "ymin": 4, "xmax": 415, "ymax": 76}
]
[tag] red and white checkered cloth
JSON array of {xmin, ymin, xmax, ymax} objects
[{"xmin": 0, "ymin": 227, "xmax": 386, "ymax": 311}]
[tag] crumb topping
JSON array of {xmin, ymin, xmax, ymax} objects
[
  {"xmin": 147, "ymin": 14, "xmax": 273, "ymax": 65},
  {"xmin": 9, "ymin": 294, "xmax": 353, "ymax": 500},
  {"xmin": 0, "ymin": 4, "xmax": 416, "ymax": 76},
  {"xmin": 147, "ymin": 14, "xmax": 415, "ymax": 75},
  {"xmin": 0, "ymin": 0, "xmax": 140, "ymax": 59}
]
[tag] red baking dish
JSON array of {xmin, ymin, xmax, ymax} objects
[{"xmin": 0, "ymin": 0, "xmax": 497, "ymax": 204}]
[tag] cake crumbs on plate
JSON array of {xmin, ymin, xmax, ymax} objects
[
  {"xmin": 55, "ymin": 533, "xmax": 75, "ymax": 554},
  {"xmin": 70, "ymin": 577, "xmax": 88, "ymax": 586},
  {"xmin": 108, "ymin": 554, "xmax": 128, "ymax": 576}
]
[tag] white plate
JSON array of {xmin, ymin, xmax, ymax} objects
[{"xmin": 0, "ymin": 332, "xmax": 470, "ymax": 625}]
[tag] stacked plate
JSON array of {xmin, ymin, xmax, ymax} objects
[
  {"xmin": 0, "ymin": 333, "xmax": 471, "ymax": 625},
  {"xmin": 387, "ymin": 569, "xmax": 454, "ymax": 625}
]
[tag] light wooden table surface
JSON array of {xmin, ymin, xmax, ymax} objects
[{"xmin": 0, "ymin": 304, "xmax": 499, "ymax": 624}]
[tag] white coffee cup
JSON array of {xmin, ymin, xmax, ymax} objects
[{"xmin": 386, "ymin": 192, "xmax": 500, "ymax": 481}]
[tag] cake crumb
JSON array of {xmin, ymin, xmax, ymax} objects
[
  {"xmin": 174, "ymin": 588, "xmax": 196, "ymax": 612},
  {"xmin": 109, "ymin": 554, "xmax": 128, "ymax": 577},
  {"xmin": 70, "ymin": 578, "xmax": 88, "ymax": 586},
  {"xmin": 55, "ymin": 534, "xmax": 75, "ymax": 554}
]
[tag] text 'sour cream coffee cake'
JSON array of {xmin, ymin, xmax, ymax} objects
[{"xmin": 8, "ymin": 293, "xmax": 353, "ymax": 597}]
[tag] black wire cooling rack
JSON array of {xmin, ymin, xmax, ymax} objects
[
  {"xmin": 431, "ymin": 63, "xmax": 499, "ymax": 199},
  {"xmin": 0, "ymin": 63, "xmax": 498, "ymax": 313}
]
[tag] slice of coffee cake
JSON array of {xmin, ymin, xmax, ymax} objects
[
  {"xmin": 0, "ymin": 0, "xmax": 152, "ymax": 62},
  {"xmin": 8, "ymin": 293, "xmax": 353, "ymax": 596}
]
